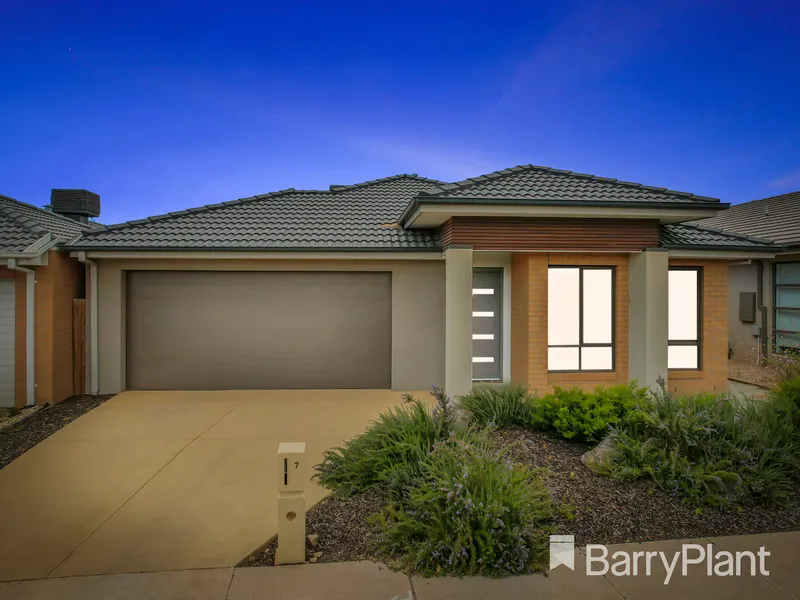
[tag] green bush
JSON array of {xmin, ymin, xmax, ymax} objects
[
  {"xmin": 314, "ymin": 386, "xmax": 464, "ymax": 498},
  {"xmin": 603, "ymin": 381, "xmax": 799, "ymax": 506},
  {"xmin": 770, "ymin": 376, "xmax": 800, "ymax": 427},
  {"xmin": 458, "ymin": 384, "xmax": 535, "ymax": 428},
  {"xmin": 459, "ymin": 382, "xmax": 648, "ymax": 443},
  {"xmin": 371, "ymin": 437, "xmax": 553, "ymax": 577},
  {"xmin": 535, "ymin": 384, "xmax": 648, "ymax": 442}
]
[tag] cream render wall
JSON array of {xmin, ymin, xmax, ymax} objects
[{"xmin": 96, "ymin": 258, "xmax": 445, "ymax": 393}]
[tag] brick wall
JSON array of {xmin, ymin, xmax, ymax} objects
[
  {"xmin": 509, "ymin": 254, "xmax": 729, "ymax": 396},
  {"xmin": 510, "ymin": 253, "xmax": 630, "ymax": 394},
  {"xmin": 668, "ymin": 260, "xmax": 729, "ymax": 395}
]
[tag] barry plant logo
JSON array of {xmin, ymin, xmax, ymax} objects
[
  {"xmin": 549, "ymin": 535, "xmax": 771, "ymax": 585},
  {"xmin": 549, "ymin": 535, "xmax": 575, "ymax": 571}
]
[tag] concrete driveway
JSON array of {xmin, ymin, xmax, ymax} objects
[{"xmin": 0, "ymin": 389, "xmax": 422, "ymax": 581}]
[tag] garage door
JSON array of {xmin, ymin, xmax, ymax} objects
[
  {"xmin": 126, "ymin": 271, "xmax": 392, "ymax": 390},
  {"xmin": 0, "ymin": 280, "xmax": 14, "ymax": 407}
]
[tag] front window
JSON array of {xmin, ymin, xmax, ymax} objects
[
  {"xmin": 668, "ymin": 267, "xmax": 701, "ymax": 369},
  {"xmin": 547, "ymin": 266, "xmax": 614, "ymax": 371},
  {"xmin": 775, "ymin": 263, "xmax": 800, "ymax": 354}
]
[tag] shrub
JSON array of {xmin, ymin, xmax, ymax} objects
[
  {"xmin": 770, "ymin": 376, "xmax": 800, "ymax": 427},
  {"xmin": 314, "ymin": 386, "xmax": 465, "ymax": 498},
  {"xmin": 459, "ymin": 382, "xmax": 648, "ymax": 443},
  {"xmin": 535, "ymin": 384, "xmax": 648, "ymax": 443},
  {"xmin": 458, "ymin": 384, "xmax": 535, "ymax": 429},
  {"xmin": 603, "ymin": 380, "xmax": 799, "ymax": 506},
  {"xmin": 371, "ymin": 437, "xmax": 553, "ymax": 577}
]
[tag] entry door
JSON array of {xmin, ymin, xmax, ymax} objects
[{"xmin": 472, "ymin": 269, "xmax": 502, "ymax": 381}]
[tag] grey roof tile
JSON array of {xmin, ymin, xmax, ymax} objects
[
  {"xmin": 660, "ymin": 223, "xmax": 782, "ymax": 250},
  {"xmin": 0, "ymin": 194, "xmax": 93, "ymax": 253},
  {"xmin": 416, "ymin": 164, "xmax": 721, "ymax": 204},
  {"xmin": 689, "ymin": 191, "xmax": 800, "ymax": 246},
  {"xmin": 67, "ymin": 175, "xmax": 446, "ymax": 251}
]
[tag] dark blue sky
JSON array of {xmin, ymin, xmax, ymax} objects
[{"xmin": 1, "ymin": 0, "xmax": 798, "ymax": 224}]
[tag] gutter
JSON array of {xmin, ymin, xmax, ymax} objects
[
  {"xmin": 76, "ymin": 252, "xmax": 99, "ymax": 394},
  {"xmin": 6, "ymin": 259, "xmax": 36, "ymax": 406}
]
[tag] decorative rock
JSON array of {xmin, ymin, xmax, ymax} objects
[
  {"xmin": 581, "ymin": 437, "xmax": 617, "ymax": 472},
  {"xmin": 307, "ymin": 534, "xmax": 319, "ymax": 548}
]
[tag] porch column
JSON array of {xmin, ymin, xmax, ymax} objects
[
  {"xmin": 445, "ymin": 246, "xmax": 473, "ymax": 399},
  {"xmin": 628, "ymin": 248, "xmax": 669, "ymax": 390}
]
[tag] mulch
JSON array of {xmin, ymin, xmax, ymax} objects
[
  {"xmin": 239, "ymin": 489, "xmax": 387, "ymax": 567},
  {"xmin": 243, "ymin": 427, "xmax": 800, "ymax": 567},
  {"xmin": 495, "ymin": 427, "xmax": 800, "ymax": 545},
  {"xmin": 0, "ymin": 394, "xmax": 115, "ymax": 471}
]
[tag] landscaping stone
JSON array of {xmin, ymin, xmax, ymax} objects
[{"xmin": 580, "ymin": 436, "xmax": 616, "ymax": 472}]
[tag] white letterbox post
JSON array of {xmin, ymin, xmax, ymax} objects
[{"xmin": 275, "ymin": 442, "xmax": 307, "ymax": 565}]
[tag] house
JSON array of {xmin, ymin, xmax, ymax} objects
[
  {"xmin": 0, "ymin": 191, "xmax": 100, "ymax": 408},
  {"xmin": 52, "ymin": 165, "xmax": 785, "ymax": 399},
  {"xmin": 692, "ymin": 191, "xmax": 800, "ymax": 363}
]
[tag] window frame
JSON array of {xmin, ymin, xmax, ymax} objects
[
  {"xmin": 547, "ymin": 265, "xmax": 616, "ymax": 373},
  {"xmin": 668, "ymin": 266, "xmax": 703, "ymax": 371},
  {"xmin": 773, "ymin": 261, "xmax": 800, "ymax": 355}
]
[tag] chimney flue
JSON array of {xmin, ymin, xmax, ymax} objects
[{"xmin": 50, "ymin": 189, "xmax": 100, "ymax": 223}]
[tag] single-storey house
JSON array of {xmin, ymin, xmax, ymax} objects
[
  {"xmin": 693, "ymin": 191, "xmax": 800, "ymax": 363},
  {"xmin": 55, "ymin": 165, "xmax": 783, "ymax": 399},
  {"xmin": 0, "ymin": 192, "xmax": 99, "ymax": 408}
]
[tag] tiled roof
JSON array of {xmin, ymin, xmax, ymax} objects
[
  {"xmin": 690, "ymin": 191, "xmax": 800, "ymax": 246},
  {"xmin": 67, "ymin": 175, "xmax": 446, "ymax": 251},
  {"xmin": 63, "ymin": 166, "xmax": 777, "ymax": 253},
  {"xmin": 416, "ymin": 165, "xmax": 722, "ymax": 204},
  {"xmin": 0, "ymin": 194, "xmax": 92, "ymax": 253},
  {"xmin": 660, "ymin": 223, "xmax": 782, "ymax": 251}
]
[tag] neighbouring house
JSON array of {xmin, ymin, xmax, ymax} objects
[
  {"xmin": 692, "ymin": 191, "xmax": 800, "ymax": 364},
  {"xmin": 0, "ymin": 191, "xmax": 101, "ymax": 408},
  {"xmin": 56, "ymin": 165, "xmax": 784, "ymax": 399}
]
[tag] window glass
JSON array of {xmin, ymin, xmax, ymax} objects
[
  {"xmin": 548, "ymin": 347, "xmax": 580, "ymax": 371},
  {"xmin": 776, "ymin": 309, "xmax": 800, "ymax": 331},
  {"xmin": 668, "ymin": 268, "xmax": 701, "ymax": 369},
  {"xmin": 776, "ymin": 263, "xmax": 800, "ymax": 284},
  {"xmin": 548, "ymin": 268, "xmax": 580, "ymax": 345},
  {"xmin": 668, "ymin": 345, "xmax": 699, "ymax": 369},
  {"xmin": 583, "ymin": 269, "xmax": 612, "ymax": 344},
  {"xmin": 548, "ymin": 267, "xmax": 614, "ymax": 372},
  {"xmin": 581, "ymin": 346, "xmax": 613, "ymax": 370},
  {"xmin": 776, "ymin": 287, "xmax": 800, "ymax": 308},
  {"xmin": 668, "ymin": 270, "xmax": 698, "ymax": 341}
]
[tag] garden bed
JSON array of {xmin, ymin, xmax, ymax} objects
[
  {"xmin": 242, "ymin": 427, "xmax": 800, "ymax": 568},
  {"xmin": 0, "ymin": 394, "xmax": 115, "ymax": 470}
]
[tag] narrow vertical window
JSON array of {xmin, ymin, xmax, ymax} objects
[
  {"xmin": 775, "ymin": 262, "xmax": 800, "ymax": 353},
  {"xmin": 668, "ymin": 268, "xmax": 701, "ymax": 369},
  {"xmin": 548, "ymin": 267, "xmax": 614, "ymax": 371}
]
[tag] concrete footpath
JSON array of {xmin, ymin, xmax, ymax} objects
[{"xmin": 0, "ymin": 532, "xmax": 796, "ymax": 599}]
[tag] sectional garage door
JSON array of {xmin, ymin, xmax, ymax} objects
[
  {"xmin": 126, "ymin": 271, "xmax": 392, "ymax": 390},
  {"xmin": 0, "ymin": 280, "xmax": 14, "ymax": 407}
]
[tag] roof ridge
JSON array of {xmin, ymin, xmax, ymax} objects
[
  {"xmin": 418, "ymin": 164, "xmax": 720, "ymax": 202},
  {"xmin": 83, "ymin": 174, "xmax": 445, "ymax": 235},
  {"xmin": 669, "ymin": 222, "xmax": 777, "ymax": 245},
  {"xmin": 328, "ymin": 173, "xmax": 446, "ymax": 192}
]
